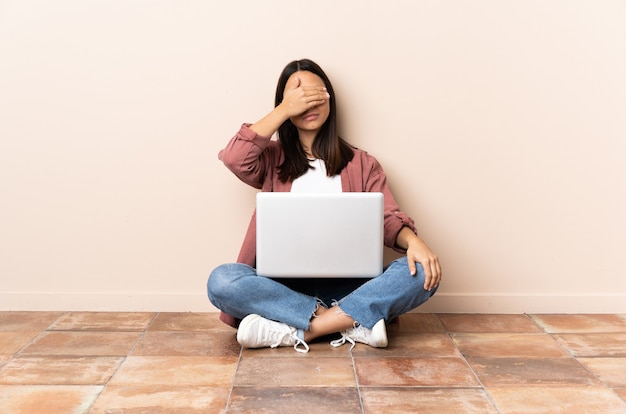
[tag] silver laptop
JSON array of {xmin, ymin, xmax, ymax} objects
[{"xmin": 255, "ymin": 192, "xmax": 384, "ymax": 278}]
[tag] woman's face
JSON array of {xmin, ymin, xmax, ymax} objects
[{"xmin": 285, "ymin": 70, "xmax": 330, "ymax": 136}]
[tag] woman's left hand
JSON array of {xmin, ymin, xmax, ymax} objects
[
  {"xmin": 397, "ymin": 228, "xmax": 442, "ymax": 291},
  {"xmin": 407, "ymin": 238, "xmax": 442, "ymax": 291}
]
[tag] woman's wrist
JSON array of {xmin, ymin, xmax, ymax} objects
[
  {"xmin": 250, "ymin": 105, "xmax": 290, "ymax": 137},
  {"xmin": 396, "ymin": 227, "xmax": 418, "ymax": 250}
]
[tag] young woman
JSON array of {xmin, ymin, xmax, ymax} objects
[{"xmin": 208, "ymin": 59, "xmax": 441, "ymax": 353}]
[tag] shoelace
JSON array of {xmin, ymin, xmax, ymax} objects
[
  {"xmin": 330, "ymin": 333, "xmax": 356, "ymax": 350},
  {"xmin": 293, "ymin": 336, "xmax": 310, "ymax": 353},
  {"xmin": 268, "ymin": 329, "xmax": 310, "ymax": 353}
]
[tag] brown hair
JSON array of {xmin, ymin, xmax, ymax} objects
[{"xmin": 274, "ymin": 59, "xmax": 354, "ymax": 183}]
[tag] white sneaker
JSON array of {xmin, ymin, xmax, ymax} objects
[
  {"xmin": 330, "ymin": 319, "xmax": 388, "ymax": 350},
  {"xmin": 237, "ymin": 314, "xmax": 309, "ymax": 353}
]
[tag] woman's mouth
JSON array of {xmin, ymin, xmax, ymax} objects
[{"xmin": 302, "ymin": 113, "xmax": 318, "ymax": 122}]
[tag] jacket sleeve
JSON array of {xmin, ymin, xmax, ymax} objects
[
  {"xmin": 218, "ymin": 124, "xmax": 275, "ymax": 189},
  {"xmin": 362, "ymin": 154, "xmax": 418, "ymax": 253}
]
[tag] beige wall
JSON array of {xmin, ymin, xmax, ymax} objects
[{"xmin": 1, "ymin": 1, "xmax": 625, "ymax": 313}]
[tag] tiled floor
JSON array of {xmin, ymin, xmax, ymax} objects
[{"xmin": 1, "ymin": 312, "xmax": 626, "ymax": 413}]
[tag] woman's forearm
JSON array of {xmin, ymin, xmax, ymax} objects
[
  {"xmin": 249, "ymin": 105, "xmax": 290, "ymax": 138},
  {"xmin": 395, "ymin": 226, "xmax": 419, "ymax": 251}
]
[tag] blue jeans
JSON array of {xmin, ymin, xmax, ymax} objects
[{"xmin": 207, "ymin": 256, "xmax": 436, "ymax": 330}]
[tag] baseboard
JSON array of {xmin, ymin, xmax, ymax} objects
[
  {"xmin": 1, "ymin": 292, "xmax": 625, "ymax": 313},
  {"xmin": 0, "ymin": 292, "xmax": 219, "ymax": 312},
  {"xmin": 413, "ymin": 293, "xmax": 626, "ymax": 314}
]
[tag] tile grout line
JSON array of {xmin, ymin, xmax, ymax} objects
[
  {"xmin": 84, "ymin": 311, "xmax": 161, "ymax": 414},
  {"xmin": 12, "ymin": 311, "xmax": 69, "ymax": 358},
  {"xmin": 223, "ymin": 343, "xmax": 244, "ymax": 413},
  {"xmin": 0, "ymin": 312, "xmax": 69, "ymax": 388},
  {"xmin": 350, "ymin": 346, "xmax": 366, "ymax": 414},
  {"xmin": 563, "ymin": 345, "xmax": 626, "ymax": 405},
  {"xmin": 529, "ymin": 313, "xmax": 622, "ymax": 387},
  {"xmin": 436, "ymin": 314, "xmax": 503, "ymax": 414},
  {"xmin": 527, "ymin": 314, "xmax": 626, "ymax": 408},
  {"xmin": 531, "ymin": 316, "xmax": 626, "ymax": 405}
]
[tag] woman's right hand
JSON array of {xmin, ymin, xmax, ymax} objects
[
  {"xmin": 279, "ymin": 76, "xmax": 330, "ymax": 118},
  {"xmin": 249, "ymin": 75, "xmax": 329, "ymax": 137}
]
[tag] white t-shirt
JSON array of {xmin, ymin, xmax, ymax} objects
[{"xmin": 290, "ymin": 159, "xmax": 342, "ymax": 193}]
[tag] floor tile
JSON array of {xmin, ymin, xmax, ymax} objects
[
  {"xmin": 3, "ymin": 311, "xmax": 626, "ymax": 414},
  {"xmin": 352, "ymin": 333, "xmax": 460, "ymax": 358},
  {"xmin": 387, "ymin": 313, "xmax": 446, "ymax": 333},
  {"xmin": 89, "ymin": 385, "xmax": 230, "ymax": 413},
  {"xmin": 149, "ymin": 312, "xmax": 230, "ymax": 332},
  {"xmin": 355, "ymin": 357, "xmax": 479, "ymax": 387},
  {"xmin": 228, "ymin": 386, "xmax": 361, "ymax": 413},
  {"xmin": 49, "ymin": 312, "xmax": 155, "ymax": 331},
  {"xmin": 614, "ymin": 388, "xmax": 626, "ymax": 401},
  {"xmin": 109, "ymin": 356, "xmax": 238, "ymax": 387},
  {"xmin": 467, "ymin": 357, "xmax": 601, "ymax": 387},
  {"xmin": 578, "ymin": 358, "xmax": 626, "ymax": 387},
  {"xmin": 486, "ymin": 386, "xmax": 626, "ymax": 413},
  {"xmin": 0, "ymin": 356, "xmax": 123, "ymax": 385},
  {"xmin": 0, "ymin": 331, "xmax": 40, "ymax": 354},
  {"xmin": 438, "ymin": 314, "xmax": 542, "ymax": 333},
  {"xmin": 20, "ymin": 331, "xmax": 141, "ymax": 356},
  {"xmin": 0, "ymin": 385, "xmax": 102, "ymax": 414},
  {"xmin": 241, "ymin": 341, "xmax": 351, "ymax": 357},
  {"xmin": 0, "ymin": 355, "xmax": 11, "ymax": 366},
  {"xmin": 452, "ymin": 333, "xmax": 569, "ymax": 358},
  {"xmin": 531, "ymin": 314, "xmax": 626, "ymax": 333},
  {"xmin": 131, "ymin": 331, "xmax": 240, "ymax": 357},
  {"xmin": 361, "ymin": 387, "xmax": 498, "ymax": 414},
  {"xmin": 553, "ymin": 333, "xmax": 626, "ymax": 357},
  {"xmin": 235, "ymin": 356, "xmax": 356, "ymax": 387},
  {"xmin": 0, "ymin": 312, "xmax": 62, "ymax": 331}
]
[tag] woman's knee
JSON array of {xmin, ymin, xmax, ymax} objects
[
  {"xmin": 407, "ymin": 261, "xmax": 438, "ymax": 300},
  {"xmin": 207, "ymin": 263, "xmax": 251, "ymax": 301},
  {"xmin": 388, "ymin": 256, "xmax": 424, "ymax": 277},
  {"xmin": 385, "ymin": 257, "xmax": 429, "ymax": 291}
]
